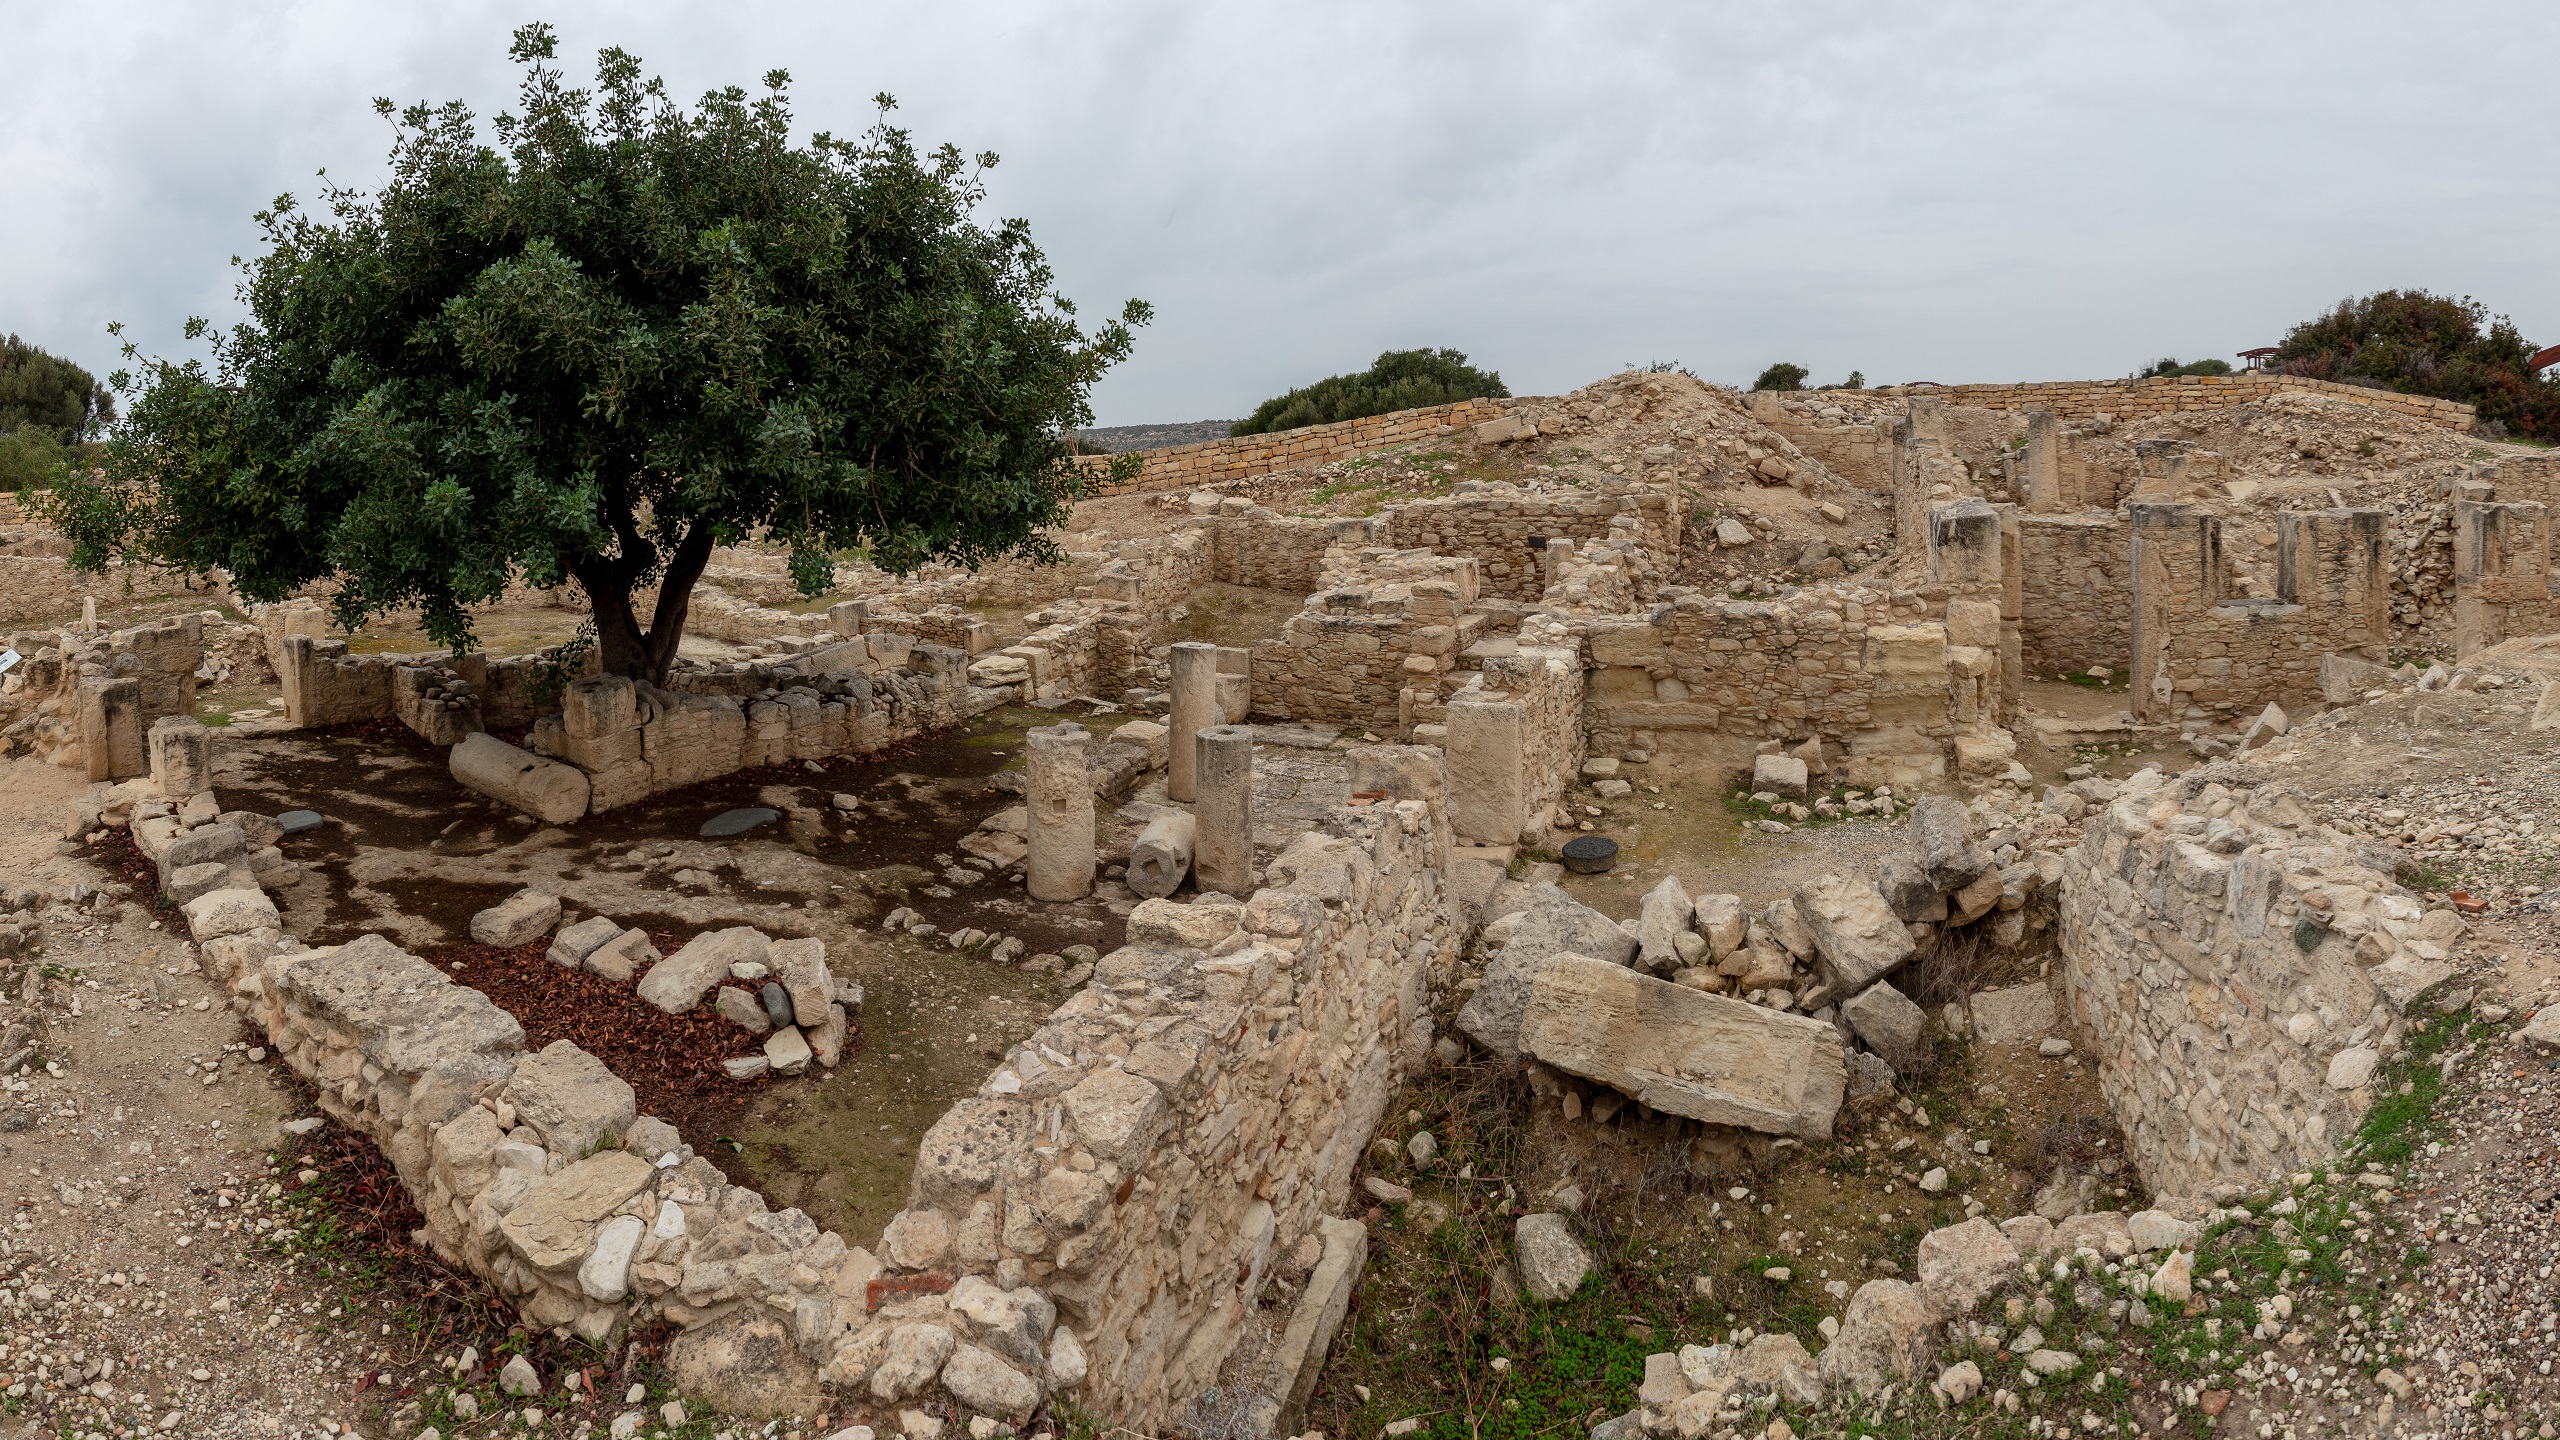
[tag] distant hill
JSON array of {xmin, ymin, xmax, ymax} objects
[{"xmin": 1073, "ymin": 420, "xmax": 1241, "ymax": 453}]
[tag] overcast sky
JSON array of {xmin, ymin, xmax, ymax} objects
[{"xmin": 6, "ymin": 2, "xmax": 2555, "ymax": 426}]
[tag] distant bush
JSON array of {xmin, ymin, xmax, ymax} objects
[
  {"xmin": 1822, "ymin": 370, "xmax": 1865, "ymax": 391},
  {"xmin": 1230, "ymin": 348, "xmax": 1508, "ymax": 437},
  {"xmin": 2134, "ymin": 356, "xmax": 2233, "ymax": 378},
  {"xmin": 1752, "ymin": 362, "xmax": 1808, "ymax": 392},
  {"xmin": 2270, "ymin": 289, "xmax": 2560, "ymax": 439}
]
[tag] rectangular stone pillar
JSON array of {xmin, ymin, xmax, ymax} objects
[
  {"xmin": 1889, "ymin": 418, "xmax": 1936, "ymax": 553},
  {"xmin": 1927, "ymin": 498, "xmax": 2003, "ymax": 589},
  {"xmin": 2022, "ymin": 409, "xmax": 2065, "ymax": 513},
  {"xmin": 2277, "ymin": 508, "xmax": 2389, "ymax": 657},
  {"xmin": 79, "ymin": 676, "xmax": 144, "ymax": 781},
  {"xmin": 2128, "ymin": 504, "xmax": 2217, "ymax": 723},
  {"xmin": 1444, "ymin": 695, "xmax": 1527, "ymax": 848},
  {"xmin": 2454, "ymin": 500, "xmax": 2553, "ymax": 657},
  {"xmin": 827, "ymin": 599, "xmax": 868, "ymax": 637}
]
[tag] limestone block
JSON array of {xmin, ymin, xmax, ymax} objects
[
  {"xmin": 1518, "ymin": 953, "xmax": 1846, "ymax": 1139},
  {"xmin": 1269, "ymin": 1216, "xmax": 1368, "ymax": 1426},
  {"xmin": 1124, "ymin": 897, "xmax": 1240, "ymax": 950},
  {"xmin": 940, "ymin": 1344, "xmax": 1040, "ymax": 1420},
  {"xmin": 162, "ymin": 861, "xmax": 234, "ymax": 908},
  {"xmin": 578, "ymin": 1214, "xmax": 645, "ymax": 1302},
  {"xmin": 1455, "ymin": 884, "xmax": 1638, "ymax": 1060},
  {"xmin": 504, "ymin": 1040, "xmax": 638, "ymax": 1157},
  {"xmin": 497, "ymin": 1150, "xmax": 655, "ymax": 1271},
  {"xmin": 547, "ymin": 915, "xmax": 624, "ymax": 970},
  {"xmin": 163, "ymin": 822, "xmax": 246, "ymax": 872},
  {"xmin": 1513, "ymin": 1213, "xmax": 1592, "ymax": 1301},
  {"xmin": 183, "ymin": 887, "xmax": 279, "ymax": 943},
  {"xmin": 1635, "ymin": 875, "xmax": 1692, "ymax": 973},
  {"xmin": 584, "ymin": 928, "xmax": 659, "ymax": 983},
  {"xmin": 148, "ymin": 715, "xmax": 212, "ymax": 799},
  {"xmin": 1106, "ymin": 719, "xmax": 1169, "ymax": 769},
  {"xmin": 78, "ymin": 676, "xmax": 145, "ymax": 781},
  {"xmin": 473, "ymin": 889, "xmax": 562, "ymax": 947},
  {"xmin": 771, "ymin": 937, "xmax": 831, "ymax": 1030},
  {"xmin": 1817, "ymin": 1280, "xmax": 1939, "ymax": 1397},
  {"xmin": 1907, "ymin": 796, "xmax": 1990, "ymax": 889},
  {"xmin": 451, "ymin": 732, "xmax": 592, "ymax": 824},
  {"xmin": 639, "ymin": 927, "xmax": 768, "ymax": 1014},
  {"xmin": 1968, "ymin": 981, "xmax": 2056, "ymax": 1045},
  {"xmin": 1061, "ymin": 1068, "xmax": 1168, "ymax": 1170},
  {"xmin": 1840, "ymin": 981, "xmax": 1928, "ymax": 1073},
  {"xmin": 1791, "ymin": 875, "xmax": 1916, "ymax": 996},
  {"xmin": 1024, "ymin": 722, "xmax": 1096, "ymax": 902},
  {"xmin": 947, "ymin": 1276, "xmax": 1056, "ymax": 1372},
  {"xmin": 667, "ymin": 1307, "xmax": 827, "ymax": 1420},
  {"xmin": 1914, "ymin": 1217, "xmax": 2018, "ymax": 1315},
  {"xmin": 1691, "ymin": 894, "xmax": 1746, "ymax": 957},
  {"xmin": 1752, "ymin": 753, "xmax": 1809, "ymax": 796}
]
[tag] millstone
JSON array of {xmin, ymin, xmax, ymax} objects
[
  {"xmin": 700, "ymin": 807, "xmax": 780, "ymax": 838},
  {"xmin": 1560, "ymin": 835, "xmax": 1618, "ymax": 874}
]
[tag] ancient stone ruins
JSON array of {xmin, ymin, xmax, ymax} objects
[{"xmin": 0, "ymin": 365, "xmax": 2548, "ymax": 1436}]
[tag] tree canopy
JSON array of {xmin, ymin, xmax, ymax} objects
[
  {"xmin": 1750, "ymin": 362, "xmax": 1807, "ymax": 392},
  {"xmin": 1229, "ymin": 348, "xmax": 1507, "ymax": 436},
  {"xmin": 2270, "ymin": 290, "xmax": 2559, "ymax": 438},
  {"xmin": 43, "ymin": 25, "xmax": 1146, "ymax": 682},
  {"xmin": 0, "ymin": 334, "xmax": 114, "ymax": 443}
]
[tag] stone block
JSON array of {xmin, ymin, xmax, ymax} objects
[
  {"xmin": 547, "ymin": 914, "xmax": 624, "ymax": 969},
  {"xmin": 1969, "ymin": 981, "xmax": 2056, "ymax": 1045},
  {"xmin": 183, "ymin": 886, "xmax": 279, "ymax": 942},
  {"xmin": 1456, "ymin": 884, "xmax": 1639, "ymax": 1060},
  {"xmin": 1841, "ymin": 981, "xmax": 1928, "ymax": 1074},
  {"xmin": 584, "ymin": 927, "xmax": 658, "ymax": 983},
  {"xmin": 504, "ymin": 1039, "xmax": 637, "ymax": 1156},
  {"xmin": 1519, "ymin": 952, "xmax": 1846, "ymax": 1139},
  {"xmin": 1752, "ymin": 753, "xmax": 1809, "ymax": 796},
  {"xmin": 639, "ymin": 927, "xmax": 768, "ymax": 1014},
  {"xmin": 1692, "ymin": 894, "xmax": 1746, "ymax": 957},
  {"xmin": 1635, "ymin": 875, "xmax": 1692, "ymax": 973},
  {"xmin": 1792, "ymin": 874, "xmax": 1916, "ymax": 996},
  {"xmin": 147, "ymin": 715, "xmax": 212, "ymax": 799},
  {"xmin": 1513, "ymin": 1213, "xmax": 1592, "ymax": 1301},
  {"xmin": 473, "ymin": 889, "xmax": 562, "ymax": 947}
]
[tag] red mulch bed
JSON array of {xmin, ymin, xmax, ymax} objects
[
  {"xmin": 88, "ymin": 824, "xmax": 187, "ymax": 926},
  {"xmin": 430, "ymin": 933, "xmax": 845, "ymax": 1140}
]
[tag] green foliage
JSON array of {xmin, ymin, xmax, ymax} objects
[
  {"xmin": 1229, "ymin": 348, "xmax": 1507, "ymax": 436},
  {"xmin": 38, "ymin": 25, "xmax": 1146, "ymax": 682},
  {"xmin": 1827, "ymin": 369, "xmax": 1865, "ymax": 390},
  {"xmin": 1752, "ymin": 361, "xmax": 1808, "ymax": 392},
  {"xmin": 2271, "ymin": 289, "xmax": 2560, "ymax": 438},
  {"xmin": 2134, "ymin": 356, "xmax": 2233, "ymax": 378},
  {"xmin": 0, "ymin": 425, "xmax": 74, "ymax": 492},
  {"xmin": 0, "ymin": 334, "xmax": 114, "ymax": 443}
]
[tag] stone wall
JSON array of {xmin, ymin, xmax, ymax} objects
[
  {"xmin": 2058, "ymin": 769, "xmax": 2463, "ymax": 1197},
  {"xmin": 862, "ymin": 792, "xmax": 1457, "ymax": 1432},
  {"xmin": 1442, "ymin": 635, "xmax": 1587, "ymax": 848},
  {"xmin": 0, "ymin": 615, "xmax": 202, "ymax": 778},
  {"xmin": 1208, "ymin": 508, "xmax": 1373, "ymax": 595},
  {"xmin": 2452, "ymin": 498, "xmax": 2559, "ymax": 657},
  {"xmin": 1924, "ymin": 374, "xmax": 2475, "ymax": 431},
  {"xmin": 2017, "ymin": 514, "xmax": 2133, "ymax": 677},
  {"xmin": 1249, "ymin": 548, "xmax": 1493, "ymax": 733},
  {"xmin": 1381, "ymin": 480, "xmax": 1684, "ymax": 601},
  {"xmin": 2127, "ymin": 505, "xmax": 2388, "ymax": 723}
]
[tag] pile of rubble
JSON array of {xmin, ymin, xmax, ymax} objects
[{"xmin": 1454, "ymin": 797, "xmax": 2064, "ymax": 1140}]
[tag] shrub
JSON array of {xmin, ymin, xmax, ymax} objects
[
  {"xmin": 1229, "ymin": 348, "xmax": 1507, "ymax": 437},
  {"xmin": 0, "ymin": 427, "xmax": 73, "ymax": 492},
  {"xmin": 2271, "ymin": 289, "xmax": 2560, "ymax": 439},
  {"xmin": 2133, "ymin": 356, "xmax": 2233, "ymax": 378},
  {"xmin": 1751, "ymin": 362, "xmax": 1808, "ymax": 392}
]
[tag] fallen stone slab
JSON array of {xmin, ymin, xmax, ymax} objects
[
  {"xmin": 472, "ymin": 889, "xmax": 561, "ymax": 947},
  {"xmin": 182, "ymin": 886, "xmax": 279, "ymax": 943},
  {"xmin": 582, "ymin": 927, "xmax": 657, "ymax": 983},
  {"xmin": 1969, "ymin": 980, "xmax": 2056, "ymax": 1046},
  {"xmin": 1267, "ymin": 1216, "xmax": 1368, "ymax": 1426},
  {"xmin": 1455, "ymin": 884, "xmax": 1640, "ymax": 1060},
  {"xmin": 1635, "ymin": 874, "xmax": 1692, "ymax": 973},
  {"xmin": 1908, "ymin": 796, "xmax": 1991, "ymax": 890},
  {"xmin": 1752, "ymin": 753, "xmax": 1809, "ymax": 797},
  {"xmin": 1518, "ymin": 952, "xmax": 1846, "ymax": 1139},
  {"xmin": 1792, "ymin": 874, "xmax": 1916, "ymax": 996},
  {"xmin": 276, "ymin": 809, "xmax": 326, "ymax": 835}
]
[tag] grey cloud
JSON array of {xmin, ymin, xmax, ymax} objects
[{"xmin": 5, "ymin": 1, "xmax": 2553, "ymax": 425}]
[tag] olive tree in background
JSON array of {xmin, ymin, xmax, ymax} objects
[{"xmin": 43, "ymin": 25, "xmax": 1146, "ymax": 684}]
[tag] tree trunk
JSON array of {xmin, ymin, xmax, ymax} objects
[{"xmin": 572, "ymin": 520, "xmax": 716, "ymax": 689}]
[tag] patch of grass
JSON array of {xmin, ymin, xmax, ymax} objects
[{"xmin": 2057, "ymin": 671, "xmax": 2121, "ymax": 690}]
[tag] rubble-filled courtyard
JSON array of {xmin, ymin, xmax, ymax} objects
[{"xmin": 0, "ymin": 366, "xmax": 2555, "ymax": 1440}]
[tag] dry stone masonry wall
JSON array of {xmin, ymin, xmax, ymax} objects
[{"xmin": 2057, "ymin": 769, "xmax": 2466, "ymax": 1198}]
